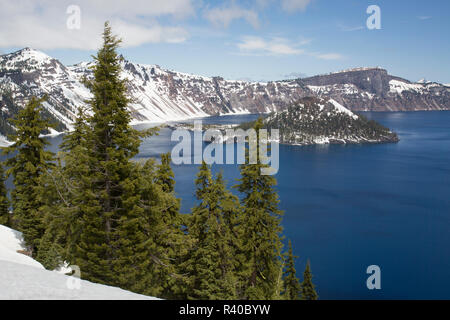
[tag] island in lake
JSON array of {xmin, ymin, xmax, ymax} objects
[{"xmin": 238, "ymin": 97, "xmax": 399, "ymax": 146}]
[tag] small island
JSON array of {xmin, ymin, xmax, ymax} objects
[{"xmin": 239, "ymin": 97, "xmax": 399, "ymax": 146}]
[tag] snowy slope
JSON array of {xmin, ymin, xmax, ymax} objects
[
  {"xmin": 0, "ymin": 48, "xmax": 309, "ymax": 137},
  {"xmin": 0, "ymin": 225, "xmax": 158, "ymax": 300},
  {"xmin": 328, "ymin": 98, "xmax": 358, "ymax": 119},
  {"xmin": 0, "ymin": 261, "xmax": 158, "ymax": 300},
  {"xmin": 303, "ymin": 67, "xmax": 450, "ymax": 111},
  {"xmin": 0, "ymin": 48, "xmax": 90, "ymax": 131},
  {"xmin": 0, "ymin": 225, "xmax": 44, "ymax": 269}
]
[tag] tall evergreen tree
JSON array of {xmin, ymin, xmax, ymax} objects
[
  {"xmin": 300, "ymin": 261, "xmax": 318, "ymax": 300},
  {"xmin": 156, "ymin": 153, "xmax": 175, "ymax": 193},
  {"xmin": 35, "ymin": 23, "xmax": 183, "ymax": 298},
  {"xmin": 212, "ymin": 172, "xmax": 242, "ymax": 299},
  {"xmin": 36, "ymin": 107, "xmax": 92, "ymax": 268},
  {"xmin": 69, "ymin": 22, "xmax": 151, "ymax": 286},
  {"xmin": 184, "ymin": 163, "xmax": 240, "ymax": 299},
  {"xmin": 0, "ymin": 162, "xmax": 9, "ymax": 226},
  {"xmin": 2, "ymin": 96, "xmax": 54, "ymax": 254},
  {"xmin": 282, "ymin": 240, "xmax": 301, "ymax": 300},
  {"xmin": 234, "ymin": 117, "xmax": 284, "ymax": 299},
  {"xmin": 135, "ymin": 157, "xmax": 185, "ymax": 299}
]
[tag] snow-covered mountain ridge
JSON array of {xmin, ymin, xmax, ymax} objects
[
  {"xmin": 0, "ymin": 48, "xmax": 309, "ymax": 137},
  {"xmin": 302, "ymin": 67, "xmax": 450, "ymax": 111},
  {"xmin": 0, "ymin": 48, "xmax": 449, "ymax": 139}
]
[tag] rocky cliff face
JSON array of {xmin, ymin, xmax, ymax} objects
[
  {"xmin": 0, "ymin": 49, "xmax": 449, "ymax": 138},
  {"xmin": 302, "ymin": 67, "xmax": 450, "ymax": 111}
]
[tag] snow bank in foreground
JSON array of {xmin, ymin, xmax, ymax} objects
[
  {"xmin": 0, "ymin": 260, "xmax": 158, "ymax": 300},
  {"xmin": 0, "ymin": 225, "xmax": 44, "ymax": 269},
  {"xmin": 0, "ymin": 225, "xmax": 158, "ymax": 300}
]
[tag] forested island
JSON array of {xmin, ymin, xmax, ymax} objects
[{"xmin": 240, "ymin": 97, "xmax": 399, "ymax": 146}]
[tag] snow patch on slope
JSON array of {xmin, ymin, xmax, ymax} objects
[
  {"xmin": 328, "ymin": 99, "xmax": 358, "ymax": 119},
  {"xmin": 0, "ymin": 225, "xmax": 158, "ymax": 300},
  {"xmin": 0, "ymin": 225, "xmax": 44, "ymax": 269},
  {"xmin": 0, "ymin": 260, "xmax": 157, "ymax": 300},
  {"xmin": 389, "ymin": 80, "xmax": 424, "ymax": 94}
]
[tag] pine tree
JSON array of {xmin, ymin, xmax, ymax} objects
[
  {"xmin": 131, "ymin": 157, "xmax": 186, "ymax": 299},
  {"xmin": 2, "ymin": 96, "xmax": 54, "ymax": 254},
  {"xmin": 61, "ymin": 22, "xmax": 162, "ymax": 292},
  {"xmin": 60, "ymin": 107, "xmax": 90, "ymax": 153},
  {"xmin": 234, "ymin": 117, "xmax": 284, "ymax": 299},
  {"xmin": 0, "ymin": 162, "xmax": 10, "ymax": 226},
  {"xmin": 301, "ymin": 261, "xmax": 318, "ymax": 300},
  {"xmin": 282, "ymin": 240, "xmax": 301, "ymax": 300},
  {"xmin": 35, "ymin": 229, "xmax": 63, "ymax": 270},
  {"xmin": 212, "ymin": 172, "xmax": 241, "ymax": 299},
  {"xmin": 184, "ymin": 163, "xmax": 240, "ymax": 299},
  {"xmin": 154, "ymin": 153, "xmax": 188, "ymax": 298},
  {"xmin": 35, "ymin": 107, "xmax": 92, "ymax": 268},
  {"xmin": 156, "ymin": 153, "xmax": 175, "ymax": 193},
  {"xmin": 67, "ymin": 22, "xmax": 150, "ymax": 286}
]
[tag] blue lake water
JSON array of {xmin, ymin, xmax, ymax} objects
[{"xmin": 7, "ymin": 111, "xmax": 450, "ymax": 299}]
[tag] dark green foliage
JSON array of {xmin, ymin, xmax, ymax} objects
[
  {"xmin": 36, "ymin": 107, "xmax": 93, "ymax": 268},
  {"xmin": 282, "ymin": 240, "xmax": 301, "ymax": 300},
  {"xmin": 183, "ymin": 163, "xmax": 241, "ymax": 299},
  {"xmin": 2, "ymin": 96, "xmax": 54, "ymax": 254},
  {"xmin": 133, "ymin": 157, "xmax": 185, "ymax": 298},
  {"xmin": 234, "ymin": 118, "xmax": 284, "ymax": 299},
  {"xmin": 35, "ymin": 24, "xmax": 186, "ymax": 301},
  {"xmin": 0, "ymin": 163, "xmax": 10, "ymax": 226},
  {"xmin": 67, "ymin": 22, "xmax": 152, "ymax": 286},
  {"xmin": 156, "ymin": 153, "xmax": 175, "ymax": 193},
  {"xmin": 36, "ymin": 229, "xmax": 63, "ymax": 270},
  {"xmin": 301, "ymin": 261, "xmax": 318, "ymax": 300}
]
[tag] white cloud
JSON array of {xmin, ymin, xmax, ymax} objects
[
  {"xmin": 237, "ymin": 36, "xmax": 304, "ymax": 55},
  {"xmin": 418, "ymin": 16, "xmax": 432, "ymax": 20},
  {"xmin": 236, "ymin": 36, "xmax": 343, "ymax": 60},
  {"xmin": 204, "ymin": 4, "xmax": 259, "ymax": 28},
  {"xmin": 0, "ymin": 0, "xmax": 193, "ymax": 50}
]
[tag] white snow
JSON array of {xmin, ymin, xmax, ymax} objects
[
  {"xmin": 328, "ymin": 99, "xmax": 359, "ymax": 119},
  {"xmin": 0, "ymin": 135, "xmax": 12, "ymax": 147},
  {"xmin": 389, "ymin": 79, "xmax": 424, "ymax": 94},
  {"xmin": 417, "ymin": 78, "xmax": 430, "ymax": 84},
  {"xmin": 0, "ymin": 224, "xmax": 158, "ymax": 300},
  {"xmin": 0, "ymin": 225, "xmax": 43, "ymax": 269},
  {"xmin": 0, "ymin": 261, "xmax": 158, "ymax": 300}
]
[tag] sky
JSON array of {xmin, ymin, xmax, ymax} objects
[{"xmin": 0, "ymin": 0, "xmax": 449, "ymax": 83}]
